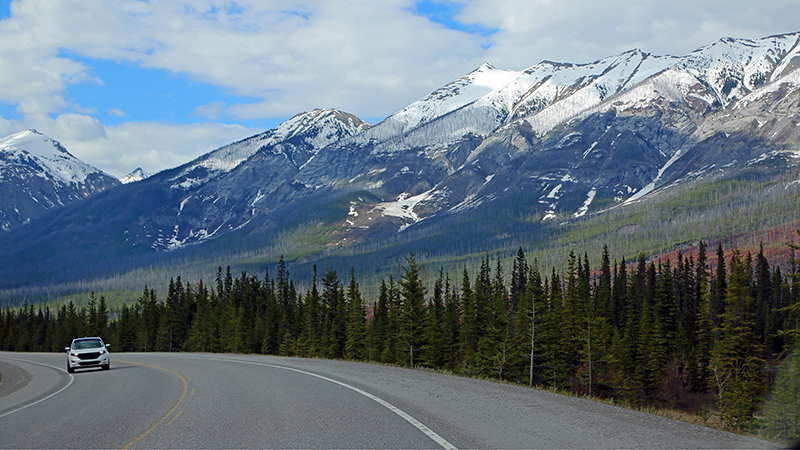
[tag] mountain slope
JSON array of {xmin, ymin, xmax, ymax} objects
[
  {"xmin": 1, "ymin": 32, "xmax": 799, "ymax": 297},
  {"xmin": 295, "ymin": 33, "xmax": 799, "ymax": 231},
  {"xmin": 140, "ymin": 108, "xmax": 370, "ymax": 250},
  {"xmin": 0, "ymin": 129, "xmax": 119, "ymax": 231}
]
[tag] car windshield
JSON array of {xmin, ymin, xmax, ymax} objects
[{"xmin": 73, "ymin": 339, "xmax": 103, "ymax": 349}]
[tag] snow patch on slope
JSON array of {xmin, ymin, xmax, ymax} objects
[
  {"xmin": 372, "ymin": 190, "xmax": 434, "ymax": 231},
  {"xmin": 575, "ymin": 189, "xmax": 597, "ymax": 217}
]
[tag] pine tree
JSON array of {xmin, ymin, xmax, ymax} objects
[
  {"xmin": 541, "ymin": 269, "xmax": 569, "ymax": 388},
  {"xmin": 516, "ymin": 258, "xmax": 544, "ymax": 386},
  {"xmin": 344, "ymin": 267, "xmax": 366, "ymax": 360},
  {"xmin": 136, "ymin": 286, "xmax": 159, "ymax": 352},
  {"xmin": 379, "ymin": 276, "xmax": 402, "ymax": 364},
  {"xmin": 421, "ymin": 269, "xmax": 446, "ymax": 368},
  {"xmin": 612, "ymin": 256, "xmax": 628, "ymax": 331},
  {"xmin": 478, "ymin": 257, "xmax": 512, "ymax": 379},
  {"xmin": 298, "ymin": 266, "xmax": 321, "ymax": 357},
  {"xmin": 459, "ymin": 266, "xmax": 478, "ymax": 369},
  {"xmin": 710, "ymin": 251, "xmax": 764, "ymax": 430},
  {"xmin": 777, "ymin": 232, "xmax": 800, "ymax": 354},
  {"xmin": 371, "ymin": 279, "xmax": 389, "ymax": 361},
  {"xmin": 650, "ymin": 260, "xmax": 679, "ymax": 402},
  {"xmin": 399, "ymin": 253, "xmax": 426, "ymax": 367},
  {"xmin": 442, "ymin": 276, "xmax": 461, "ymax": 370},
  {"xmin": 85, "ymin": 292, "xmax": 99, "ymax": 337},
  {"xmin": 692, "ymin": 241, "xmax": 713, "ymax": 391},
  {"xmin": 760, "ymin": 339, "xmax": 800, "ymax": 444},
  {"xmin": 710, "ymin": 243, "xmax": 728, "ymax": 327},
  {"xmin": 321, "ymin": 268, "xmax": 345, "ymax": 359}
]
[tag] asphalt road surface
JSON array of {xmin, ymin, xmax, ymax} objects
[{"xmin": 0, "ymin": 351, "xmax": 776, "ymax": 449}]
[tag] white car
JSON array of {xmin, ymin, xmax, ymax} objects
[{"xmin": 66, "ymin": 337, "xmax": 111, "ymax": 373}]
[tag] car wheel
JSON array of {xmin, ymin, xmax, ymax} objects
[
  {"xmin": 67, "ymin": 364, "xmax": 74, "ymax": 374},
  {"xmin": 102, "ymin": 362, "xmax": 110, "ymax": 370}
]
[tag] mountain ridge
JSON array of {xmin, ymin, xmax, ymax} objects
[{"xmin": 1, "ymin": 31, "xmax": 799, "ymax": 297}]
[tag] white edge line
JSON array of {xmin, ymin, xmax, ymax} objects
[
  {"xmin": 170, "ymin": 354, "xmax": 458, "ymax": 450},
  {"xmin": 0, "ymin": 357, "xmax": 74, "ymax": 419}
]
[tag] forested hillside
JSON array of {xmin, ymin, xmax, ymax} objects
[{"xmin": 3, "ymin": 235, "xmax": 799, "ymax": 440}]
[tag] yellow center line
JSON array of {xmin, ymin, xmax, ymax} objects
[
  {"xmin": 116, "ymin": 359, "xmax": 187, "ymax": 449},
  {"xmin": 191, "ymin": 387, "xmax": 195, "ymax": 396},
  {"xmin": 166, "ymin": 410, "xmax": 183, "ymax": 426}
]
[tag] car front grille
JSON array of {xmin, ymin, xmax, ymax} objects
[{"xmin": 78, "ymin": 352, "xmax": 101, "ymax": 360}]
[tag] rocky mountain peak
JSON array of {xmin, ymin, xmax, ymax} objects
[
  {"xmin": 0, "ymin": 129, "xmax": 118, "ymax": 231},
  {"xmin": 120, "ymin": 167, "xmax": 151, "ymax": 184}
]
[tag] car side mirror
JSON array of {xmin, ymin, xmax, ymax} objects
[
  {"xmin": 65, "ymin": 347, "xmax": 70, "ymax": 352},
  {"xmin": 106, "ymin": 344, "xmax": 111, "ymax": 348}
]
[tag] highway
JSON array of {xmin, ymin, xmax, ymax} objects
[{"xmin": 0, "ymin": 352, "xmax": 775, "ymax": 449}]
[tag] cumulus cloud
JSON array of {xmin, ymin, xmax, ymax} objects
[
  {"xmin": 0, "ymin": 111, "xmax": 258, "ymax": 177},
  {"xmin": 52, "ymin": 113, "xmax": 107, "ymax": 141},
  {"xmin": 62, "ymin": 121, "xmax": 261, "ymax": 178},
  {"xmin": 456, "ymin": 0, "xmax": 800, "ymax": 66}
]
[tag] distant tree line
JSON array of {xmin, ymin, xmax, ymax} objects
[{"xmin": 2, "ymin": 239, "xmax": 799, "ymax": 434}]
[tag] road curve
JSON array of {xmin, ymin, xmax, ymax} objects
[{"xmin": 0, "ymin": 351, "xmax": 775, "ymax": 449}]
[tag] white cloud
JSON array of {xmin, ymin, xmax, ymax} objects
[
  {"xmin": 52, "ymin": 113, "xmax": 107, "ymax": 141},
  {"xmin": 456, "ymin": 0, "xmax": 800, "ymax": 66},
  {"xmin": 63, "ymin": 121, "xmax": 261, "ymax": 178},
  {"xmin": 1, "ymin": 0, "xmax": 486, "ymax": 120},
  {"xmin": 193, "ymin": 101, "xmax": 226, "ymax": 120},
  {"xmin": 0, "ymin": 111, "xmax": 259, "ymax": 177}
]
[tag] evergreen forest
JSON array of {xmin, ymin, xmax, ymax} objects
[{"xmin": 2, "ymin": 237, "xmax": 800, "ymax": 441}]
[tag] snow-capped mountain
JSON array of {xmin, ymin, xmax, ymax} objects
[
  {"xmin": 120, "ymin": 168, "xmax": 151, "ymax": 184},
  {"xmin": 114, "ymin": 108, "xmax": 370, "ymax": 250},
  {"xmin": 292, "ymin": 32, "xmax": 800, "ymax": 235},
  {"xmin": 132, "ymin": 28, "xmax": 800, "ymax": 251},
  {"xmin": 1, "ymin": 31, "xmax": 799, "ymax": 291},
  {"xmin": 0, "ymin": 129, "xmax": 118, "ymax": 231}
]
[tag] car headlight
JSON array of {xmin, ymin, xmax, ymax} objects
[
  {"xmin": 70, "ymin": 351, "xmax": 79, "ymax": 356},
  {"xmin": 99, "ymin": 350, "xmax": 106, "ymax": 355}
]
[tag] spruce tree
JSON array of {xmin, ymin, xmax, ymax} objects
[
  {"xmin": 372, "ymin": 279, "xmax": 389, "ymax": 361},
  {"xmin": 379, "ymin": 276, "xmax": 402, "ymax": 364},
  {"xmin": 421, "ymin": 269, "xmax": 446, "ymax": 368},
  {"xmin": 541, "ymin": 269, "xmax": 569, "ymax": 388},
  {"xmin": 516, "ymin": 259, "xmax": 544, "ymax": 386},
  {"xmin": 710, "ymin": 251, "xmax": 764, "ymax": 430},
  {"xmin": 443, "ymin": 276, "xmax": 461, "ymax": 370},
  {"xmin": 459, "ymin": 267, "xmax": 478, "ymax": 368},
  {"xmin": 760, "ymin": 339, "xmax": 800, "ymax": 444},
  {"xmin": 710, "ymin": 244, "xmax": 728, "ymax": 327},
  {"xmin": 298, "ymin": 266, "xmax": 321, "ymax": 357},
  {"xmin": 344, "ymin": 268, "xmax": 366, "ymax": 360},
  {"xmin": 321, "ymin": 268, "xmax": 345, "ymax": 358},
  {"xmin": 399, "ymin": 253, "xmax": 426, "ymax": 367}
]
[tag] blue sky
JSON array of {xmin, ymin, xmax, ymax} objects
[
  {"xmin": 1, "ymin": 0, "xmax": 798, "ymax": 177},
  {"xmin": 0, "ymin": 1, "xmax": 490, "ymax": 132},
  {"xmin": 61, "ymin": 55, "xmax": 264, "ymax": 127}
]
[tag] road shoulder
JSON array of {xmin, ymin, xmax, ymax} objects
[{"xmin": 0, "ymin": 358, "xmax": 32, "ymax": 399}]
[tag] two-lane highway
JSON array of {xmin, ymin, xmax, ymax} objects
[{"xmin": 0, "ymin": 352, "xmax": 776, "ymax": 449}]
